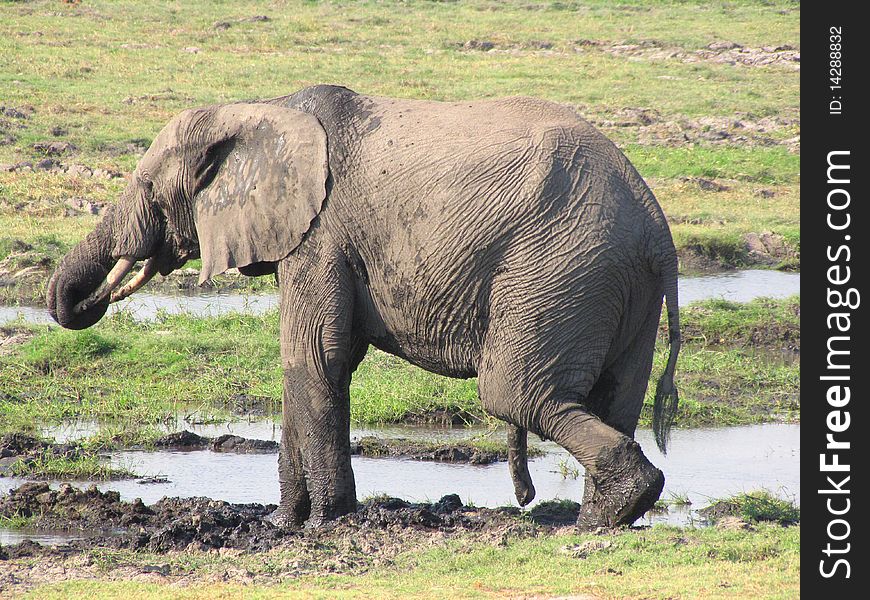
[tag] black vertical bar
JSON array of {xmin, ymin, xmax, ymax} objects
[{"xmin": 803, "ymin": 5, "xmax": 867, "ymax": 596}]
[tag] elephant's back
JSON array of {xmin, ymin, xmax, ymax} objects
[{"xmin": 299, "ymin": 88, "xmax": 664, "ymax": 375}]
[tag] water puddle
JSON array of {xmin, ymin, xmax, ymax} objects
[
  {"xmin": 2, "ymin": 423, "xmax": 798, "ymax": 544},
  {"xmin": 678, "ymin": 269, "xmax": 798, "ymax": 305},
  {"xmin": 1, "ymin": 270, "xmax": 799, "ymax": 325},
  {"xmin": 0, "ymin": 527, "xmax": 87, "ymax": 547},
  {"xmin": 0, "ymin": 291, "xmax": 279, "ymax": 325}
]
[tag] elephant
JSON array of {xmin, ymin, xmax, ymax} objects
[{"xmin": 47, "ymin": 85, "xmax": 680, "ymax": 529}]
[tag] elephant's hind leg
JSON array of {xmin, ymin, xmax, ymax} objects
[
  {"xmin": 578, "ymin": 292, "xmax": 664, "ymax": 525},
  {"xmin": 478, "ymin": 309, "xmax": 662, "ymax": 529},
  {"xmin": 539, "ymin": 401, "xmax": 663, "ymax": 529}
]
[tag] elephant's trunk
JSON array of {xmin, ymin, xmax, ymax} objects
[{"xmin": 47, "ymin": 210, "xmax": 119, "ymax": 330}]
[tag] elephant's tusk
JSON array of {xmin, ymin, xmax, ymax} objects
[
  {"xmin": 74, "ymin": 256, "xmax": 137, "ymax": 313},
  {"xmin": 110, "ymin": 257, "xmax": 158, "ymax": 303}
]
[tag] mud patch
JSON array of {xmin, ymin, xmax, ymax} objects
[
  {"xmin": 152, "ymin": 430, "xmax": 524, "ymax": 464},
  {"xmin": 0, "ymin": 432, "xmax": 131, "ymax": 480},
  {"xmin": 400, "ymin": 406, "xmax": 483, "ymax": 427},
  {"xmin": 0, "ymin": 484, "xmax": 548, "ymax": 558},
  {"xmin": 591, "ymin": 39, "xmax": 800, "ymax": 70},
  {"xmin": 676, "ymin": 231, "xmax": 799, "ymax": 272},
  {"xmin": 527, "ymin": 499, "xmax": 582, "ymax": 526},
  {"xmin": 0, "ymin": 240, "xmax": 56, "ymax": 293},
  {"xmin": 0, "ymin": 158, "xmax": 123, "ymax": 179},
  {"xmin": 588, "ymin": 108, "xmax": 800, "ymax": 151},
  {"xmin": 153, "ymin": 431, "xmax": 278, "ymax": 453},
  {"xmin": 121, "ymin": 89, "xmax": 195, "ymax": 106},
  {"xmin": 458, "ymin": 39, "xmax": 554, "ymax": 52},
  {"xmin": 698, "ymin": 493, "xmax": 799, "ymax": 526},
  {"xmin": 0, "ymin": 434, "xmax": 80, "ymax": 476},
  {"xmin": 0, "ymin": 325, "xmax": 35, "ymax": 355},
  {"xmin": 351, "ymin": 436, "xmax": 541, "ymax": 465},
  {"xmin": 213, "ymin": 15, "xmax": 271, "ymax": 30},
  {"xmin": 455, "ymin": 37, "xmax": 800, "ymax": 71},
  {"xmin": 678, "ymin": 300, "xmax": 800, "ymax": 353},
  {"xmin": 743, "ymin": 232, "xmax": 799, "ymax": 268},
  {"xmin": 0, "ymin": 493, "xmax": 553, "ymax": 596}
]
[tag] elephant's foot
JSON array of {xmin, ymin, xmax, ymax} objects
[
  {"xmin": 303, "ymin": 494, "xmax": 358, "ymax": 528},
  {"xmin": 267, "ymin": 505, "xmax": 303, "ymax": 529},
  {"xmin": 270, "ymin": 487, "xmax": 357, "ymax": 528},
  {"xmin": 267, "ymin": 493, "xmax": 312, "ymax": 529},
  {"xmin": 576, "ymin": 439, "xmax": 664, "ymax": 530}
]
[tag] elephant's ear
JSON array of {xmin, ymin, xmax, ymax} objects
[{"xmin": 190, "ymin": 103, "xmax": 328, "ymax": 284}]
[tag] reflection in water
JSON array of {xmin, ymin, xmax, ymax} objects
[{"xmin": 1, "ymin": 270, "xmax": 799, "ymax": 325}]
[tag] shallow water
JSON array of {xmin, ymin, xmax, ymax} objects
[
  {"xmin": 0, "ymin": 291, "xmax": 279, "ymax": 325},
  {"xmin": 0, "ymin": 270, "xmax": 799, "ymax": 325},
  {"xmin": 2, "ymin": 423, "xmax": 799, "ymax": 543},
  {"xmin": 678, "ymin": 269, "xmax": 799, "ymax": 305},
  {"xmin": 0, "ymin": 527, "xmax": 88, "ymax": 547}
]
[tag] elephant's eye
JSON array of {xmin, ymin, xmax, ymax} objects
[{"xmin": 137, "ymin": 174, "xmax": 154, "ymax": 196}]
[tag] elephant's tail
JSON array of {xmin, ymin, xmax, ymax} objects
[
  {"xmin": 652, "ymin": 258, "xmax": 681, "ymax": 454},
  {"xmin": 508, "ymin": 425, "xmax": 536, "ymax": 506}
]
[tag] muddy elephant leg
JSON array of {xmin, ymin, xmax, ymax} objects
[
  {"xmin": 575, "ymin": 294, "xmax": 664, "ymax": 525},
  {"xmin": 539, "ymin": 402, "xmax": 663, "ymax": 529},
  {"xmin": 276, "ymin": 245, "xmax": 359, "ymax": 527},
  {"xmin": 272, "ymin": 375, "xmax": 311, "ymax": 527},
  {"xmin": 479, "ymin": 325, "xmax": 662, "ymax": 528}
]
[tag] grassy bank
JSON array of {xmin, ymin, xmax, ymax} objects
[
  {"xmin": 11, "ymin": 523, "xmax": 799, "ymax": 599},
  {"xmin": 1, "ymin": 0, "xmax": 800, "ymax": 304},
  {"xmin": 0, "ymin": 296, "xmax": 800, "ymax": 436}
]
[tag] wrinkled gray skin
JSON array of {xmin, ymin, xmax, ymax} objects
[{"xmin": 47, "ymin": 85, "xmax": 680, "ymax": 529}]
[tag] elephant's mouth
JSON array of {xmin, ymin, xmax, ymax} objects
[{"xmin": 48, "ymin": 256, "xmax": 159, "ymax": 330}]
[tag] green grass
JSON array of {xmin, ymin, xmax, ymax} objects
[
  {"xmin": 678, "ymin": 296, "xmax": 799, "ymax": 348},
  {"xmin": 0, "ymin": 514, "xmax": 34, "ymax": 529},
  {"xmin": 6, "ymin": 451, "xmax": 136, "ymax": 480},
  {"xmin": 701, "ymin": 490, "xmax": 800, "ymax": 526},
  {"xmin": 20, "ymin": 524, "xmax": 800, "ymax": 599},
  {"xmin": 0, "ymin": 0, "xmax": 799, "ymax": 291},
  {"xmin": 655, "ymin": 491, "xmax": 693, "ymax": 508},
  {"xmin": 0, "ymin": 297, "xmax": 799, "ymax": 436},
  {"xmin": 628, "ymin": 146, "xmax": 799, "ymax": 185}
]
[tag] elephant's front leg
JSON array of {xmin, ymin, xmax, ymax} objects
[
  {"xmin": 276, "ymin": 244, "xmax": 358, "ymax": 526},
  {"xmin": 271, "ymin": 379, "xmax": 311, "ymax": 527}
]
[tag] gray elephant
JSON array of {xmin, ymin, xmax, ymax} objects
[{"xmin": 47, "ymin": 85, "xmax": 680, "ymax": 529}]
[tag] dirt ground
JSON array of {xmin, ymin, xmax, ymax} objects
[{"xmin": 0, "ymin": 482, "xmax": 579, "ymax": 596}]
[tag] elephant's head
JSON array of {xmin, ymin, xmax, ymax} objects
[{"xmin": 47, "ymin": 104, "xmax": 329, "ymax": 329}]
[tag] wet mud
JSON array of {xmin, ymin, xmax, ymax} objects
[
  {"xmin": 0, "ymin": 482, "xmax": 560, "ymax": 559},
  {"xmin": 154, "ymin": 431, "xmax": 278, "ymax": 453},
  {"xmin": 457, "ymin": 38, "xmax": 800, "ymax": 70},
  {"xmin": 0, "ymin": 428, "xmax": 529, "ymax": 485},
  {"xmin": 697, "ymin": 496, "xmax": 800, "ymax": 527},
  {"xmin": 676, "ymin": 231, "xmax": 799, "ymax": 273},
  {"xmin": 156, "ymin": 429, "xmax": 535, "ymax": 465},
  {"xmin": 0, "ymin": 431, "xmax": 279, "ymax": 481},
  {"xmin": 679, "ymin": 299, "xmax": 800, "ymax": 353},
  {"xmin": 350, "ymin": 435, "xmax": 541, "ymax": 465},
  {"xmin": 0, "ymin": 433, "xmax": 88, "ymax": 478}
]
